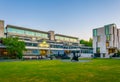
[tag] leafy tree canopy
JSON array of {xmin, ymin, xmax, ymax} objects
[
  {"xmin": 80, "ymin": 38, "xmax": 93, "ymax": 47},
  {"xmin": 2, "ymin": 37, "xmax": 26, "ymax": 59}
]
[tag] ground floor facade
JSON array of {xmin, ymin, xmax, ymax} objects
[{"xmin": 0, "ymin": 45, "xmax": 93, "ymax": 59}]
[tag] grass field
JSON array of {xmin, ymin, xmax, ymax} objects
[{"xmin": 0, "ymin": 58, "xmax": 120, "ymax": 82}]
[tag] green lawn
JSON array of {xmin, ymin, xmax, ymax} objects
[{"xmin": 0, "ymin": 59, "xmax": 120, "ymax": 82}]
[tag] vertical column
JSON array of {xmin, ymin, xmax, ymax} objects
[
  {"xmin": 0, "ymin": 20, "xmax": 4, "ymax": 38},
  {"xmin": 48, "ymin": 31, "xmax": 55, "ymax": 41},
  {"xmin": 100, "ymin": 53, "xmax": 103, "ymax": 58}
]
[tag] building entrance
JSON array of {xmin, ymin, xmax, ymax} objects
[{"xmin": 40, "ymin": 50, "xmax": 48, "ymax": 56}]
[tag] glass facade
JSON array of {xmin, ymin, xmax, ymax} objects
[
  {"xmin": 7, "ymin": 28, "xmax": 25, "ymax": 34},
  {"xmin": 36, "ymin": 33, "xmax": 48, "ymax": 38},
  {"xmin": 24, "ymin": 43, "xmax": 93, "ymax": 55},
  {"xmin": 104, "ymin": 25, "xmax": 111, "ymax": 41},
  {"xmin": 105, "ymin": 25, "xmax": 109, "ymax": 35},
  {"xmin": 7, "ymin": 27, "xmax": 48, "ymax": 39},
  {"xmin": 7, "ymin": 27, "xmax": 78, "ymax": 42},
  {"xmin": 106, "ymin": 35, "xmax": 111, "ymax": 41},
  {"xmin": 25, "ymin": 31, "xmax": 35, "ymax": 36},
  {"xmin": 93, "ymin": 29, "xmax": 97, "ymax": 36},
  {"xmin": 24, "ymin": 49, "xmax": 39, "ymax": 55},
  {"xmin": 96, "ymin": 47, "xmax": 100, "ymax": 53},
  {"xmin": 106, "ymin": 42, "xmax": 109, "ymax": 47},
  {"xmin": 55, "ymin": 35, "xmax": 78, "ymax": 42}
]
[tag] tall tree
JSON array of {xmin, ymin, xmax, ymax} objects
[
  {"xmin": 2, "ymin": 37, "xmax": 26, "ymax": 59},
  {"xmin": 88, "ymin": 38, "xmax": 93, "ymax": 47},
  {"xmin": 80, "ymin": 38, "xmax": 93, "ymax": 47}
]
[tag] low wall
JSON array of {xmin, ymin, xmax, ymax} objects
[{"xmin": 80, "ymin": 53, "xmax": 93, "ymax": 58}]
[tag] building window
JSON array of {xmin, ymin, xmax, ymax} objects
[
  {"xmin": 7, "ymin": 28, "xmax": 17, "ymax": 33},
  {"xmin": 96, "ymin": 47, "xmax": 100, "ymax": 53},
  {"xmin": 73, "ymin": 39, "xmax": 77, "ymax": 42},
  {"xmin": 60, "ymin": 36, "xmax": 64, "ymax": 41},
  {"xmin": 7, "ymin": 27, "xmax": 25, "ymax": 34},
  {"xmin": 106, "ymin": 35, "xmax": 111, "ymax": 41},
  {"xmin": 108, "ymin": 49, "xmax": 115, "ymax": 54},
  {"xmin": 25, "ymin": 31, "xmax": 35, "ymax": 36},
  {"xmin": 106, "ymin": 42, "xmax": 109, "ymax": 48},
  {"xmin": 16, "ymin": 29, "xmax": 24, "ymax": 34},
  {"xmin": 66, "ymin": 38, "xmax": 69, "ymax": 41},
  {"xmin": 65, "ymin": 37, "xmax": 69, "ymax": 41},
  {"xmin": 36, "ymin": 33, "xmax": 48, "ymax": 39},
  {"xmin": 41, "ymin": 34, "xmax": 48, "ymax": 38},
  {"xmin": 105, "ymin": 25, "xmax": 109, "ymax": 35},
  {"xmin": 55, "ymin": 36, "xmax": 59, "ymax": 40},
  {"xmin": 93, "ymin": 29, "xmax": 97, "ymax": 36}
]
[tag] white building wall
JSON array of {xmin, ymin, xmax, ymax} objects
[
  {"xmin": 80, "ymin": 53, "xmax": 92, "ymax": 57},
  {"xmin": 97, "ymin": 27, "xmax": 107, "ymax": 53},
  {"xmin": 109, "ymin": 25, "xmax": 118, "ymax": 48},
  {"xmin": 93, "ymin": 36, "xmax": 97, "ymax": 53},
  {"xmin": 93, "ymin": 24, "xmax": 119, "ymax": 58},
  {"xmin": 109, "ymin": 34, "xmax": 113, "ymax": 47},
  {"xmin": 99, "ymin": 36, "xmax": 106, "ymax": 53},
  {"xmin": 114, "ymin": 27, "xmax": 118, "ymax": 48},
  {"xmin": 118, "ymin": 29, "xmax": 120, "ymax": 49}
]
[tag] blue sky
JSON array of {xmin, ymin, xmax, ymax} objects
[{"xmin": 0, "ymin": 0, "xmax": 120, "ymax": 40}]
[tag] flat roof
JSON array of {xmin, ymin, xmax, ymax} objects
[{"xmin": 93, "ymin": 23, "xmax": 116, "ymax": 30}]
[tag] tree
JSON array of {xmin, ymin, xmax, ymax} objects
[
  {"xmin": 2, "ymin": 37, "xmax": 26, "ymax": 59},
  {"xmin": 80, "ymin": 38, "xmax": 93, "ymax": 47},
  {"xmin": 88, "ymin": 38, "xmax": 93, "ymax": 47}
]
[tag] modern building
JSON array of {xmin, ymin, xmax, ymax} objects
[
  {"xmin": 0, "ymin": 20, "xmax": 93, "ymax": 59},
  {"xmin": 93, "ymin": 23, "xmax": 120, "ymax": 58}
]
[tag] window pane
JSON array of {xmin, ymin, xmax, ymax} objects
[
  {"xmin": 93, "ymin": 29, "xmax": 97, "ymax": 36},
  {"xmin": 105, "ymin": 26, "xmax": 109, "ymax": 35},
  {"xmin": 7, "ymin": 28, "xmax": 17, "ymax": 33},
  {"xmin": 97, "ymin": 36, "xmax": 100, "ymax": 42},
  {"xmin": 96, "ymin": 47, "xmax": 100, "ymax": 53},
  {"xmin": 16, "ymin": 29, "xmax": 24, "ymax": 34},
  {"xmin": 106, "ymin": 42, "xmax": 109, "ymax": 47},
  {"xmin": 106, "ymin": 35, "xmax": 111, "ymax": 41},
  {"xmin": 55, "ymin": 36, "xmax": 59, "ymax": 39}
]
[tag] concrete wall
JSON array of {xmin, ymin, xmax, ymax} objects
[
  {"xmin": 48, "ymin": 31, "xmax": 55, "ymax": 41},
  {"xmin": 0, "ymin": 20, "xmax": 4, "ymax": 38},
  {"xmin": 109, "ymin": 25, "xmax": 118, "ymax": 48},
  {"xmin": 80, "ymin": 53, "xmax": 93, "ymax": 57},
  {"xmin": 93, "ymin": 27, "xmax": 107, "ymax": 54},
  {"xmin": 97, "ymin": 27, "xmax": 107, "ymax": 53},
  {"xmin": 93, "ymin": 36, "xmax": 97, "ymax": 53},
  {"xmin": 118, "ymin": 29, "xmax": 120, "ymax": 49}
]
